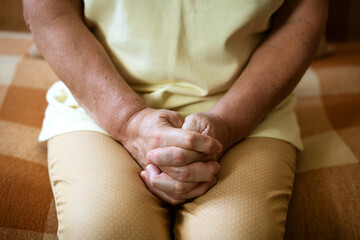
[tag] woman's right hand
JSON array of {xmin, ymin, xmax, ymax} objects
[{"xmin": 120, "ymin": 108, "xmax": 223, "ymax": 169}]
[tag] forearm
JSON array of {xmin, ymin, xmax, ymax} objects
[
  {"xmin": 23, "ymin": 0, "xmax": 147, "ymax": 141},
  {"xmin": 208, "ymin": 0, "xmax": 328, "ymax": 145}
]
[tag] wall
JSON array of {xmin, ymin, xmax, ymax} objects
[
  {"xmin": 0, "ymin": 0, "xmax": 28, "ymax": 32},
  {"xmin": 327, "ymin": 0, "xmax": 360, "ymax": 42}
]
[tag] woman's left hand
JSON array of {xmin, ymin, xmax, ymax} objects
[{"xmin": 181, "ymin": 112, "xmax": 233, "ymax": 156}]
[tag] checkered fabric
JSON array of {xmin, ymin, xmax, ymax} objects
[
  {"xmin": 0, "ymin": 32, "xmax": 58, "ymax": 240},
  {"xmin": 286, "ymin": 42, "xmax": 360, "ymax": 239},
  {"xmin": 0, "ymin": 31, "xmax": 359, "ymax": 240}
]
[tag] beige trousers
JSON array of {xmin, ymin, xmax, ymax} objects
[{"xmin": 48, "ymin": 131, "xmax": 296, "ymax": 240}]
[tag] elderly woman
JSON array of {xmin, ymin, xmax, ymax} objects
[{"xmin": 23, "ymin": 0, "xmax": 328, "ymax": 239}]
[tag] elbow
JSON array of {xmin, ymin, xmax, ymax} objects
[
  {"xmin": 22, "ymin": 0, "xmax": 42, "ymax": 32},
  {"xmin": 22, "ymin": 0, "xmax": 32, "ymax": 31},
  {"xmin": 22, "ymin": 0, "xmax": 61, "ymax": 32},
  {"xmin": 22, "ymin": 0, "xmax": 79, "ymax": 33},
  {"xmin": 309, "ymin": 0, "xmax": 329, "ymax": 36},
  {"xmin": 311, "ymin": 0, "xmax": 329, "ymax": 36},
  {"xmin": 310, "ymin": 2, "xmax": 330, "ymax": 51}
]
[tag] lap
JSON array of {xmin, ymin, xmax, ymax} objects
[
  {"xmin": 174, "ymin": 137, "xmax": 296, "ymax": 240},
  {"xmin": 48, "ymin": 131, "xmax": 170, "ymax": 240},
  {"xmin": 48, "ymin": 132, "xmax": 296, "ymax": 240}
]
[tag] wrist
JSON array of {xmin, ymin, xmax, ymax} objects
[
  {"xmin": 206, "ymin": 104, "xmax": 259, "ymax": 147},
  {"xmin": 84, "ymin": 90, "xmax": 148, "ymax": 144},
  {"xmin": 115, "ymin": 104, "xmax": 150, "ymax": 144},
  {"xmin": 201, "ymin": 111, "xmax": 235, "ymax": 151}
]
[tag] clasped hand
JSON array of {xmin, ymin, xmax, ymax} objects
[{"xmin": 121, "ymin": 108, "xmax": 231, "ymax": 205}]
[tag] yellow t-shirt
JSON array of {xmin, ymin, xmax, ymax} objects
[{"xmin": 39, "ymin": 0, "xmax": 303, "ymax": 149}]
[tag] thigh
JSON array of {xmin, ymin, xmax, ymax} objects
[
  {"xmin": 48, "ymin": 131, "xmax": 170, "ymax": 240},
  {"xmin": 174, "ymin": 137, "xmax": 296, "ymax": 240}
]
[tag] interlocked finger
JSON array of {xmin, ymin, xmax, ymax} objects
[
  {"xmin": 140, "ymin": 164, "xmax": 217, "ymax": 205},
  {"xmin": 150, "ymin": 170, "xmax": 198, "ymax": 195},
  {"xmin": 147, "ymin": 147, "xmax": 217, "ymax": 167},
  {"xmin": 159, "ymin": 161, "xmax": 220, "ymax": 182},
  {"xmin": 156, "ymin": 127, "xmax": 223, "ymax": 154}
]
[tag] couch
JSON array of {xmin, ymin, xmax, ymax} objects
[{"xmin": 0, "ymin": 31, "xmax": 359, "ymax": 240}]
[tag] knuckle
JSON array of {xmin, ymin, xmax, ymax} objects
[
  {"xmin": 200, "ymin": 187, "xmax": 208, "ymax": 196},
  {"xmin": 169, "ymin": 198, "xmax": 183, "ymax": 205},
  {"xmin": 171, "ymin": 111, "xmax": 182, "ymax": 120},
  {"xmin": 178, "ymin": 168, "xmax": 191, "ymax": 181},
  {"xmin": 148, "ymin": 174, "xmax": 158, "ymax": 186},
  {"xmin": 210, "ymin": 162, "xmax": 220, "ymax": 175},
  {"xmin": 174, "ymin": 182, "xmax": 185, "ymax": 195},
  {"xmin": 202, "ymin": 164, "xmax": 215, "ymax": 182},
  {"xmin": 146, "ymin": 151, "xmax": 153, "ymax": 164},
  {"xmin": 184, "ymin": 114, "xmax": 195, "ymax": 122},
  {"xmin": 148, "ymin": 175, "xmax": 154, "ymax": 185},
  {"xmin": 183, "ymin": 134, "xmax": 195, "ymax": 149},
  {"xmin": 149, "ymin": 134, "xmax": 162, "ymax": 148},
  {"xmin": 202, "ymin": 163, "xmax": 218, "ymax": 182},
  {"xmin": 173, "ymin": 152, "xmax": 185, "ymax": 166},
  {"xmin": 200, "ymin": 183, "xmax": 211, "ymax": 195},
  {"xmin": 204, "ymin": 173, "xmax": 213, "ymax": 182},
  {"xmin": 206, "ymin": 173, "xmax": 215, "ymax": 182},
  {"xmin": 150, "ymin": 150, "xmax": 160, "ymax": 163}
]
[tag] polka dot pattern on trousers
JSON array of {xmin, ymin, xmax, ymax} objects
[
  {"xmin": 48, "ymin": 132, "xmax": 296, "ymax": 240},
  {"xmin": 48, "ymin": 132, "xmax": 170, "ymax": 240},
  {"xmin": 174, "ymin": 137, "xmax": 296, "ymax": 240}
]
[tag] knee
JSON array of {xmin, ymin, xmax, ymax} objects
[
  {"xmin": 218, "ymin": 201, "xmax": 286, "ymax": 239},
  {"xmin": 57, "ymin": 208, "xmax": 118, "ymax": 240},
  {"xmin": 179, "ymin": 200, "xmax": 286, "ymax": 240},
  {"xmin": 56, "ymin": 198, "xmax": 168, "ymax": 240},
  {"xmin": 57, "ymin": 209, "xmax": 153, "ymax": 240}
]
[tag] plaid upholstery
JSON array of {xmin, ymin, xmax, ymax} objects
[
  {"xmin": 285, "ymin": 43, "xmax": 360, "ymax": 239},
  {"xmin": 0, "ymin": 31, "xmax": 359, "ymax": 240},
  {"xmin": 0, "ymin": 32, "xmax": 58, "ymax": 240}
]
